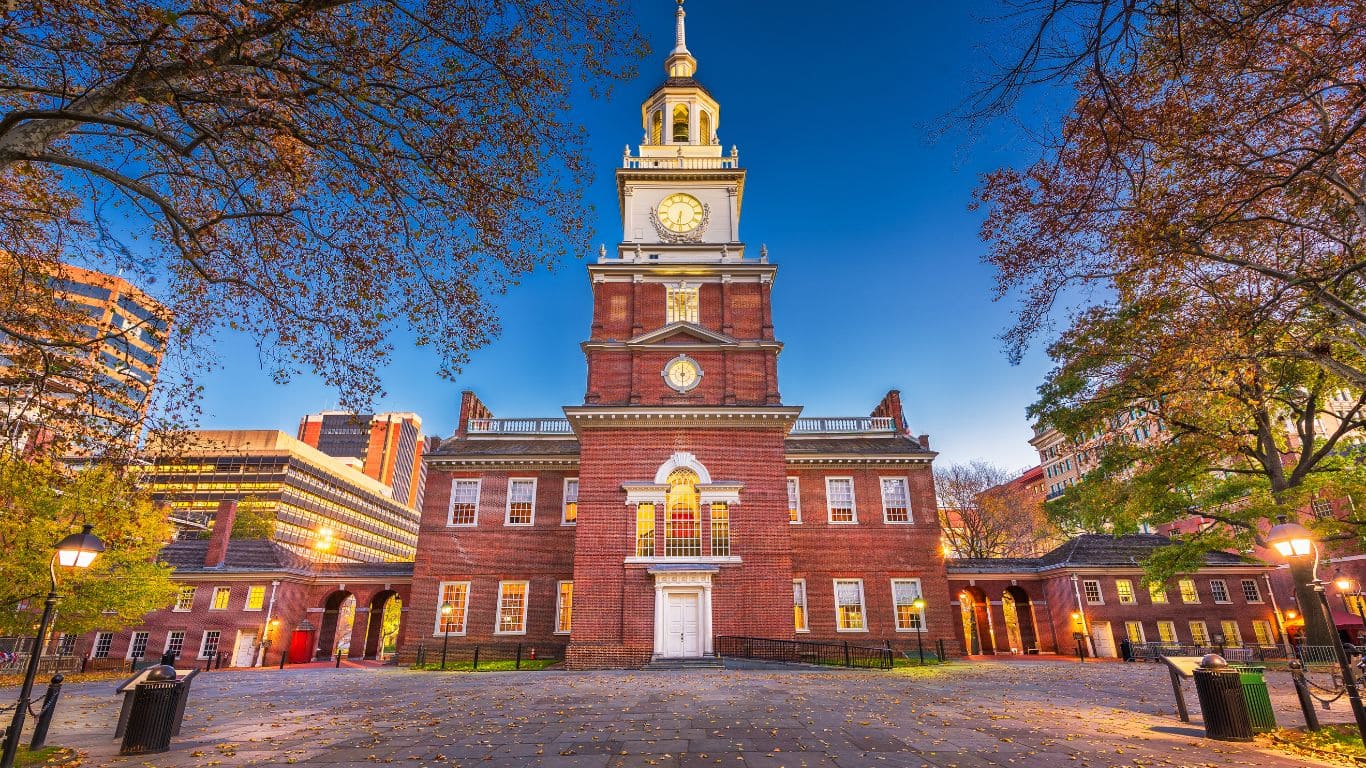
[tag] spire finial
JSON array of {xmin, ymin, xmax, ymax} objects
[{"xmin": 673, "ymin": 0, "xmax": 689, "ymax": 56}]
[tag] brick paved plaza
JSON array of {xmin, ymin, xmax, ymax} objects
[{"xmin": 31, "ymin": 660, "xmax": 1352, "ymax": 767}]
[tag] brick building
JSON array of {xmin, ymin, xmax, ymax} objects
[
  {"xmin": 405, "ymin": 3, "xmax": 951, "ymax": 670},
  {"xmin": 297, "ymin": 411, "xmax": 427, "ymax": 510}
]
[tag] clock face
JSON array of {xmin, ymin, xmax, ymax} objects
[
  {"xmin": 657, "ymin": 193, "xmax": 705, "ymax": 234},
  {"xmin": 663, "ymin": 355, "xmax": 702, "ymax": 392}
]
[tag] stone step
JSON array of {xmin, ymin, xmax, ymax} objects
[{"xmin": 643, "ymin": 655, "xmax": 725, "ymax": 671}]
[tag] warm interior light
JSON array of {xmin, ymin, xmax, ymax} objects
[
  {"xmin": 1287, "ymin": 610, "xmax": 1298, "ymax": 620},
  {"xmin": 1337, "ymin": 577, "xmax": 1353, "ymax": 592}
]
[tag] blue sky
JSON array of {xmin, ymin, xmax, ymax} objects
[{"xmin": 195, "ymin": 0, "xmax": 1060, "ymax": 471}]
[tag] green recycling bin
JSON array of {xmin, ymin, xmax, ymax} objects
[{"xmin": 1231, "ymin": 664, "xmax": 1277, "ymax": 733}]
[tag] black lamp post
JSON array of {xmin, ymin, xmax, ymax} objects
[
  {"xmin": 912, "ymin": 598, "xmax": 926, "ymax": 665},
  {"xmin": 1, "ymin": 525, "xmax": 104, "ymax": 768},
  {"xmin": 439, "ymin": 603, "xmax": 454, "ymax": 671},
  {"xmin": 1268, "ymin": 519, "xmax": 1366, "ymax": 744}
]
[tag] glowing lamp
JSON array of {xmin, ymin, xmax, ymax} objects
[
  {"xmin": 1338, "ymin": 576, "xmax": 1355, "ymax": 592},
  {"xmin": 441, "ymin": 603, "xmax": 454, "ymax": 616},
  {"xmin": 913, "ymin": 598, "xmax": 926, "ymax": 611},
  {"xmin": 1266, "ymin": 520, "xmax": 1314, "ymax": 559},
  {"xmin": 55, "ymin": 524, "xmax": 105, "ymax": 569}
]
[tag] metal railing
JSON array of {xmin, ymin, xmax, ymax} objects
[
  {"xmin": 1130, "ymin": 642, "xmax": 1349, "ymax": 667},
  {"xmin": 467, "ymin": 418, "xmax": 574, "ymax": 435},
  {"xmin": 790, "ymin": 417, "xmax": 896, "ymax": 434},
  {"xmin": 715, "ymin": 635, "xmax": 893, "ymax": 670}
]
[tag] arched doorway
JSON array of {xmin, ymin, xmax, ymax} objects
[
  {"xmin": 959, "ymin": 588, "xmax": 995, "ymax": 655},
  {"xmin": 316, "ymin": 590, "xmax": 356, "ymax": 660},
  {"xmin": 363, "ymin": 590, "xmax": 402, "ymax": 660},
  {"xmin": 1002, "ymin": 586, "xmax": 1039, "ymax": 654}
]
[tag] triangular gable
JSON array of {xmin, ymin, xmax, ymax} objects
[{"xmin": 627, "ymin": 322, "xmax": 739, "ymax": 346}]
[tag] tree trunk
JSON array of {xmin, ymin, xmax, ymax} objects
[{"xmin": 1290, "ymin": 559, "xmax": 1336, "ymax": 647}]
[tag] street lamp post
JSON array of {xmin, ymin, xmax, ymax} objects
[
  {"xmin": 1268, "ymin": 519, "xmax": 1366, "ymax": 744},
  {"xmin": 1, "ymin": 525, "xmax": 105, "ymax": 768},
  {"xmin": 913, "ymin": 598, "xmax": 926, "ymax": 665},
  {"xmin": 439, "ymin": 603, "xmax": 454, "ymax": 671}
]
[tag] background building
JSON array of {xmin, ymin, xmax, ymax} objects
[{"xmin": 298, "ymin": 411, "xmax": 426, "ymax": 510}]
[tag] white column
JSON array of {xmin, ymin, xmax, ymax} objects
[
  {"xmin": 701, "ymin": 584, "xmax": 714, "ymax": 655},
  {"xmin": 653, "ymin": 585, "xmax": 666, "ymax": 656}
]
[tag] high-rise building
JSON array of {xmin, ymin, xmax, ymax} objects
[{"xmin": 297, "ymin": 412, "xmax": 425, "ymax": 510}]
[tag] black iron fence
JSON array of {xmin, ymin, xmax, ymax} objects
[
  {"xmin": 1131, "ymin": 642, "xmax": 1347, "ymax": 668},
  {"xmin": 715, "ymin": 635, "xmax": 894, "ymax": 670},
  {"xmin": 409, "ymin": 642, "xmax": 566, "ymax": 670}
]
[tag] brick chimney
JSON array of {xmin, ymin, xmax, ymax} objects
[
  {"xmin": 205, "ymin": 499, "xmax": 238, "ymax": 568},
  {"xmin": 870, "ymin": 389, "xmax": 909, "ymax": 434},
  {"xmin": 456, "ymin": 390, "xmax": 493, "ymax": 438},
  {"xmin": 918, "ymin": 434, "xmax": 931, "ymax": 451}
]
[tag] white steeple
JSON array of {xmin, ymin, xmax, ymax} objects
[{"xmin": 664, "ymin": 0, "xmax": 697, "ymax": 78}]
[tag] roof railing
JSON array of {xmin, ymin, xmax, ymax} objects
[
  {"xmin": 467, "ymin": 418, "xmax": 573, "ymax": 435},
  {"xmin": 791, "ymin": 417, "xmax": 895, "ymax": 434}
]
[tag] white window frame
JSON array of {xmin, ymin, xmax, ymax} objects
[
  {"xmin": 127, "ymin": 632, "xmax": 149, "ymax": 660},
  {"xmin": 504, "ymin": 478, "xmax": 537, "ymax": 527},
  {"xmin": 92, "ymin": 632, "xmax": 113, "ymax": 659},
  {"xmin": 1115, "ymin": 579, "xmax": 1136, "ymax": 605},
  {"xmin": 554, "ymin": 580, "xmax": 573, "ymax": 635},
  {"xmin": 433, "ymin": 581, "xmax": 471, "ymax": 637},
  {"xmin": 1252, "ymin": 620, "xmax": 1275, "ymax": 646},
  {"xmin": 447, "ymin": 479, "xmax": 482, "ymax": 527},
  {"xmin": 1241, "ymin": 579, "xmax": 1263, "ymax": 604},
  {"xmin": 793, "ymin": 579, "xmax": 809, "ymax": 633},
  {"xmin": 787, "ymin": 477, "xmax": 801, "ymax": 524},
  {"xmin": 1082, "ymin": 579, "xmax": 1104, "ymax": 605},
  {"xmin": 1220, "ymin": 620, "xmax": 1243, "ymax": 646},
  {"xmin": 209, "ymin": 586, "xmax": 232, "ymax": 611},
  {"xmin": 1124, "ymin": 621, "xmax": 1146, "ymax": 644},
  {"xmin": 245, "ymin": 585, "xmax": 266, "ymax": 612},
  {"xmin": 833, "ymin": 578, "xmax": 868, "ymax": 632},
  {"xmin": 890, "ymin": 578, "xmax": 926, "ymax": 632},
  {"xmin": 165, "ymin": 630, "xmax": 186, "ymax": 656},
  {"xmin": 1210, "ymin": 579, "xmax": 1232, "ymax": 604},
  {"xmin": 198, "ymin": 630, "xmax": 221, "ymax": 660},
  {"xmin": 825, "ymin": 477, "xmax": 858, "ymax": 524},
  {"xmin": 1148, "ymin": 583, "xmax": 1169, "ymax": 604},
  {"xmin": 878, "ymin": 477, "xmax": 913, "ymax": 524},
  {"xmin": 562, "ymin": 477, "xmax": 579, "ymax": 526},
  {"xmin": 172, "ymin": 585, "xmax": 196, "ymax": 612},
  {"xmin": 494, "ymin": 580, "xmax": 530, "ymax": 636}
]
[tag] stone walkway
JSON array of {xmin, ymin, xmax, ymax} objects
[{"xmin": 24, "ymin": 658, "xmax": 1356, "ymax": 767}]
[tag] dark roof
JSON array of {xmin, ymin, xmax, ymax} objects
[
  {"xmin": 315, "ymin": 562, "xmax": 414, "ymax": 578},
  {"xmin": 946, "ymin": 557, "xmax": 1042, "ymax": 574},
  {"xmin": 784, "ymin": 436, "xmax": 933, "ymax": 457},
  {"xmin": 428, "ymin": 439, "xmax": 581, "ymax": 458},
  {"xmin": 648, "ymin": 76, "xmax": 714, "ymax": 99},
  {"xmin": 946, "ymin": 534, "xmax": 1262, "ymax": 575},
  {"xmin": 158, "ymin": 540, "xmax": 311, "ymax": 573}
]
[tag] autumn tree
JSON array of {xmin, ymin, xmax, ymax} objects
[
  {"xmin": 0, "ymin": 0, "xmax": 646, "ymax": 457},
  {"xmin": 935, "ymin": 461, "xmax": 1061, "ymax": 559}
]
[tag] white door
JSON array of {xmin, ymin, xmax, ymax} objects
[
  {"xmin": 1091, "ymin": 622, "xmax": 1117, "ymax": 658},
  {"xmin": 232, "ymin": 632, "xmax": 257, "ymax": 667},
  {"xmin": 665, "ymin": 593, "xmax": 702, "ymax": 657}
]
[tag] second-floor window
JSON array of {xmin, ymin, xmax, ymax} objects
[
  {"xmin": 826, "ymin": 478, "xmax": 856, "ymax": 523},
  {"xmin": 1241, "ymin": 579, "xmax": 1263, "ymax": 603},
  {"xmin": 1116, "ymin": 580, "xmax": 1136, "ymax": 605},
  {"xmin": 1083, "ymin": 580, "xmax": 1103, "ymax": 605},
  {"xmin": 666, "ymin": 284, "xmax": 699, "ymax": 324},
  {"xmin": 449, "ymin": 480, "xmax": 480, "ymax": 526},
  {"xmin": 563, "ymin": 478, "xmax": 579, "ymax": 524},
  {"xmin": 880, "ymin": 478, "xmax": 911, "ymax": 523},
  {"xmin": 1210, "ymin": 579, "xmax": 1231, "ymax": 603},
  {"xmin": 787, "ymin": 477, "xmax": 801, "ymax": 523},
  {"xmin": 1179, "ymin": 579, "xmax": 1200, "ymax": 604},
  {"xmin": 665, "ymin": 469, "xmax": 702, "ymax": 557},
  {"xmin": 1149, "ymin": 583, "xmax": 1169, "ymax": 603},
  {"xmin": 636, "ymin": 504, "xmax": 656, "ymax": 557},
  {"xmin": 210, "ymin": 587, "xmax": 231, "ymax": 610},
  {"xmin": 506, "ymin": 479, "xmax": 536, "ymax": 526},
  {"xmin": 710, "ymin": 503, "xmax": 731, "ymax": 557}
]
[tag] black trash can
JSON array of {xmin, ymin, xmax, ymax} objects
[
  {"xmin": 1192, "ymin": 655, "xmax": 1253, "ymax": 742},
  {"xmin": 119, "ymin": 679, "xmax": 184, "ymax": 755}
]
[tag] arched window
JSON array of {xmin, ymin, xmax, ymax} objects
[
  {"xmin": 664, "ymin": 468, "xmax": 701, "ymax": 557},
  {"xmin": 650, "ymin": 111, "xmax": 663, "ymax": 145},
  {"xmin": 672, "ymin": 104, "xmax": 690, "ymax": 144},
  {"xmin": 700, "ymin": 111, "xmax": 712, "ymax": 145}
]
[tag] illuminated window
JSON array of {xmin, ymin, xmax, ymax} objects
[
  {"xmin": 1083, "ymin": 579, "xmax": 1103, "ymax": 605},
  {"xmin": 555, "ymin": 581, "xmax": 573, "ymax": 634},
  {"xmin": 1241, "ymin": 579, "xmax": 1262, "ymax": 603},
  {"xmin": 672, "ymin": 103, "xmax": 689, "ymax": 143},
  {"xmin": 128, "ymin": 632, "xmax": 149, "ymax": 660},
  {"xmin": 891, "ymin": 579, "xmax": 924, "ymax": 632},
  {"xmin": 448, "ymin": 479, "xmax": 480, "ymax": 526},
  {"xmin": 435, "ymin": 582, "xmax": 469, "ymax": 635},
  {"xmin": 1148, "ymin": 583, "xmax": 1169, "ymax": 604},
  {"xmin": 826, "ymin": 477, "xmax": 856, "ymax": 523},
  {"xmin": 495, "ymin": 581, "xmax": 529, "ymax": 634},
  {"xmin": 710, "ymin": 503, "xmax": 730, "ymax": 557},
  {"xmin": 198, "ymin": 630, "xmax": 221, "ymax": 660},
  {"xmin": 210, "ymin": 587, "xmax": 231, "ymax": 610},
  {"xmin": 834, "ymin": 579, "xmax": 866, "ymax": 631},
  {"xmin": 650, "ymin": 111, "xmax": 663, "ymax": 144},
  {"xmin": 700, "ymin": 110, "xmax": 712, "ymax": 144},
  {"xmin": 635, "ymin": 504, "xmax": 656, "ymax": 557},
  {"xmin": 787, "ymin": 477, "xmax": 801, "ymax": 523},
  {"xmin": 1125, "ymin": 621, "xmax": 1145, "ymax": 643},
  {"xmin": 880, "ymin": 477, "xmax": 911, "ymax": 523},
  {"xmin": 793, "ymin": 579, "xmax": 808, "ymax": 632},
  {"xmin": 1210, "ymin": 579, "xmax": 1231, "ymax": 603},
  {"xmin": 1189, "ymin": 620, "xmax": 1210, "ymax": 645},
  {"xmin": 1179, "ymin": 579, "xmax": 1200, "ymax": 604},
  {"xmin": 1252, "ymin": 620, "xmax": 1275, "ymax": 646},
  {"xmin": 1116, "ymin": 580, "xmax": 1136, "ymax": 605},
  {"xmin": 173, "ymin": 586, "xmax": 196, "ymax": 612},
  {"xmin": 245, "ymin": 586, "xmax": 266, "ymax": 611},
  {"xmin": 1156, "ymin": 621, "xmax": 1177, "ymax": 644},
  {"xmin": 665, "ymin": 469, "xmax": 701, "ymax": 557},
  {"xmin": 562, "ymin": 478, "xmax": 578, "ymax": 525},
  {"xmin": 505, "ymin": 478, "xmax": 536, "ymax": 526},
  {"xmin": 1220, "ymin": 620, "xmax": 1242, "ymax": 646},
  {"xmin": 666, "ymin": 285, "xmax": 699, "ymax": 324}
]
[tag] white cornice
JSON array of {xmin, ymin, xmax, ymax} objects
[
  {"xmin": 786, "ymin": 454, "xmax": 936, "ymax": 466},
  {"xmin": 564, "ymin": 406, "xmax": 802, "ymax": 433}
]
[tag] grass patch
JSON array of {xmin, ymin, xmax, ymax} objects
[
  {"xmin": 0, "ymin": 670, "xmax": 129, "ymax": 689},
  {"xmin": 412, "ymin": 659, "xmax": 559, "ymax": 672},
  {"xmin": 11, "ymin": 746, "xmax": 66, "ymax": 767},
  {"xmin": 1271, "ymin": 725, "xmax": 1366, "ymax": 763},
  {"xmin": 891, "ymin": 654, "xmax": 948, "ymax": 668}
]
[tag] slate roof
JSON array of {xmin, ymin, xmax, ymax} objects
[
  {"xmin": 649, "ymin": 76, "xmax": 715, "ymax": 99},
  {"xmin": 427, "ymin": 439, "xmax": 581, "ymax": 458},
  {"xmin": 784, "ymin": 436, "xmax": 933, "ymax": 457},
  {"xmin": 947, "ymin": 534, "xmax": 1263, "ymax": 575}
]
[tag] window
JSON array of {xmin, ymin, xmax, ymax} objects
[
  {"xmin": 1116, "ymin": 579, "xmax": 1136, "ymax": 605},
  {"xmin": 1083, "ymin": 580, "xmax": 1103, "ymax": 605},
  {"xmin": 635, "ymin": 504, "xmax": 656, "ymax": 557},
  {"xmin": 1179, "ymin": 579, "xmax": 1200, "ymax": 604},
  {"xmin": 495, "ymin": 581, "xmax": 529, "ymax": 634},
  {"xmin": 505, "ymin": 478, "xmax": 536, "ymax": 526},
  {"xmin": 93, "ymin": 632, "xmax": 113, "ymax": 659},
  {"xmin": 555, "ymin": 581, "xmax": 573, "ymax": 634},
  {"xmin": 826, "ymin": 477, "xmax": 856, "ymax": 523},
  {"xmin": 128, "ymin": 632, "xmax": 149, "ymax": 660},
  {"xmin": 1241, "ymin": 579, "xmax": 1263, "ymax": 603},
  {"xmin": 57, "ymin": 634, "xmax": 76, "ymax": 656},
  {"xmin": 666, "ymin": 284, "xmax": 699, "ymax": 324},
  {"xmin": 700, "ymin": 110, "xmax": 712, "ymax": 144},
  {"xmin": 1220, "ymin": 620, "xmax": 1243, "ymax": 646},
  {"xmin": 710, "ymin": 503, "xmax": 731, "ymax": 557},
  {"xmin": 672, "ymin": 103, "xmax": 690, "ymax": 143},
  {"xmin": 1252, "ymin": 620, "xmax": 1275, "ymax": 646},
  {"xmin": 1149, "ymin": 583, "xmax": 1169, "ymax": 604},
  {"xmin": 448, "ymin": 479, "xmax": 481, "ymax": 526},
  {"xmin": 834, "ymin": 579, "xmax": 866, "ymax": 631},
  {"xmin": 1124, "ymin": 621, "xmax": 1145, "ymax": 644},
  {"xmin": 891, "ymin": 579, "xmax": 925, "ymax": 632},
  {"xmin": 1189, "ymin": 621, "xmax": 1210, "ymax": 646},
  {"xmin": 787, "ymin": 477, "xmax": 801, "ymax": 524},
  {"xmin": 210, "ymin": 586, "xmax": 232, "ymax": 610},
  {"xmin": 1157, "ymin": 621, "xmax": 1177, "ymax": 644},
  {"xmin": 199, "ymin": 630, "xmax": 221, "ymax": 660},
  {"xmin": 245, "ymin": 585, "xmax": 266, "ymax": 611},
  {"xmin": 562, "ymin": 478, "xmax": 579, "ymax": 525},
  {"xmin": 664, "ymin": 469, "xmax": 701, "ymax": 557},
  {"xmin": 880, "ymin": 478, "xmax": 911, "ymax": 523},
  {"xmin": 1311, "ymin": 499, "xmax": 1334, "ymax": 519},
  {"xmin": 1210, "ymin": 579, "xmax": 1231, "ymax": 604},
  {"xmin": 173, "ymin": 586, "xmax": 196, "ymax": 612},
  {"xmin": 793, "ymin": 579, "xmax": 809, "ymax": 632},
  {"xmin": 166, "ymin": 631, "xmax": 186, "ymax": 657},
  {"xmin": 650, "ymin": 110, "xmax": 663, "ymax": 145},
  {"xmin": 435, "ymin": 582, "xmax": 470, "ymax": 635}
]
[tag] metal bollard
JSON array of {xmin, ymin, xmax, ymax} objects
[
  {"xmin": 28, "ymin": 674, "xmax": 64, "ymax": 750},
  {"xmin": 472, "ymin": 645, "xmax": 480, "ymax": 671},
  {"xmin": 516, "ymin": 644, "xmax": 522, "ymax": 670},
  {"xmin": 1289, "ymin": 660, "xmax": 1322, "ymax": 731},
  {"xmin": 279, "ymin": 650, "xmax": 287, "ymax": 670}
]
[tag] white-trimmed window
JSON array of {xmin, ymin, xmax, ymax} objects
[
  {"xmin": 1149, "ymin": 583, "xmax": 1169, "ymax": 604},
  {"xmin": 199, "ymin": 630, "xmax": 221, "ymax": 660},
  {"xmin": 1220, "ymin": 620, "xmax": 1243, "ymax": 646},
  {"xmin": 562, "ymin": 478, "xmax": 579, "ymax": 525},
  {"xmin": 666, "ymin": 284, "xmax": 699, "ymax": 324},
  {"xmin": 92, "ymin": 632, "xmax": 113, "ymax": 659},
  {"xmin": 793, "ymin": 579, "xmax": 809, "ymax": 632},
  {"xmin": 435, "ymin": 581, "xmax": 470, "ymax": 635},
  {"xmin": 210, "ymin": 586, "xmax": 231, "ymax": 610},
  {"xmin": 57, "ymin": 634, "xmax": 75, "ymax": 656},
  {"xmin": 635, "ymin": 504, "xmax": 656, "ymax": 557},
  {"xmin": 1189, "ymin": 621, "xmax": 1210, "ymax": 646},
  {"xmin": 1252, "ymin": 620, "xmax": 1275, "ymax": 646},
  {"xmin": 173, "ymin": 586, "xmax": 196, "ymax": 612},
  {"xmin": 834, "ymin": 578, "xmax": 867, "ymax": 631},
  {"xmin": 826, "ymin": 477, "xmax": 857, "ymax": 523},
  {"xmin": 1179, "ymin": 579, "xmax": 1200, "ymax": 604},
  {"xmin": 1082, "ymin": 579, "xmax": 1103, "ymax": 605},
  {"xmin": 448, "ymin": 479, "xmax": 481, "ymax": 526},
  {"xmin": 495, "ymin": 581, "xmax": 529, "ymax": 635},
  {"xmin": 1124, "ymin": 621, "xmax": 1145, "ymax": 644},
  {"xmin": 1116, "ymin": 579, "xmax": 1136, "ymax": 605},
  {"xmin": 787, "ymin": 477, "xmax": 801, "ymax": 524},
  {"xmin": 245, "ymin": 585, "xmax": 266, "ymax": 611},
  {"xmin": 165, "ymin": 631, "xmax": 186, "ymax": 657},
  {"xmin": 891, "ymin": 579, "xmax": 925, "ymax": 632},
  {"xmin": 1210, "ymin": 579, "xmax": 1231, "ymax": 604},
  {"xmin": 1241, "ymin": 579, "xmax": 1263, "ymax": 603},
  {"xmin": 127, "ymin": 632, "xmax": 149, "ymax": 660},
  {"xmin": 880, "ymin": 478, "xmax": 912, "ymax": 523},
  {"xmin": 555, "ymin": 581, "xmax": 573, "ymax": 634},
  {"xmin": 1157, "ymin": 621, "xmax": 1177, "ymax": 644},
  {"xmin": 710, "ymin": 503, "xmax": 730, "ymax": 557},
  {"xmin": 505, "ymin": 478, "xmax": 537, "ymax": 526}
]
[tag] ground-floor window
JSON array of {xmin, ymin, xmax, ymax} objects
[
  {"xmin": 1124, "ymin": 621, "xmax": 1145, "ymax": 644},
  {"xmin": 1220, "ymin": 620, "xmax": 1242, "ymax": 646},
  {"xmin": 710, "ymin": 503, "xmax": 730, "ymax": 557},
  {"xmin": 436, "ymin": 581, "xmax": 470, "ymax": 635},
  {"xmin": 635, "ymin": 504, "xmax": 656, "ymax": 557},
  {"xmin": 128, "ymin": 632, "xmax": 149, "ymax": 660},
  {"xmin": 1252, "ymin": 620, "xmax": 1275, "ymax": 645},
  {"xmin": 166, "ymin": 630, "xmax": 186, "ymax": 657},
  {"xmin": 1156, "ymin": 621, "xmax": 1177, "ymax": 644},
  {"xmin": 93, "ymin": 632, "xmax": 113, "ymax": 659},
  {"xmin": 199, "ymin": 630, "xmax": 221, "ymax": 660},
  {"xmin": 834, "ymin": 579, "xmax": 866, "ymax": 632},
  {"xmin": 891, "ymin": 579, "xmax": 924, "ymax": 632},
  {"xmin": 56, "ymin": 634, "xmax": 76, "ymax": 656},
  {"xmin": 496, "ymin": 581, "xmax": 529, "ymax": 634},
  {"xmin": 793, "ymin": 579, "xmax": 808, "ymax": 632},
  {"xmin": 556, "ymin": 581, "xmax": 573, "ymax": 634},
  {"xmin": 1189, "ymin": 621, "xmax": 1210, "ymax": 646}
]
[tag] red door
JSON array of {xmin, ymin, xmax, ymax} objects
[{"xmin": 288, "ymin": 630, "xmax": 316, "ymax": 664}]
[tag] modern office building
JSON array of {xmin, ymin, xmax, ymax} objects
[{"xmin": 297, "ymin": 411, "xmax": 426, "ymax": 510}]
